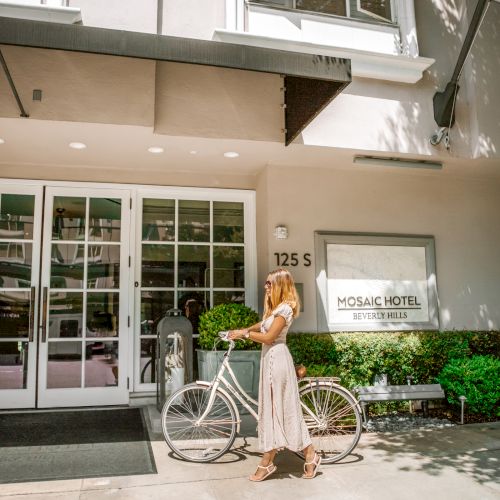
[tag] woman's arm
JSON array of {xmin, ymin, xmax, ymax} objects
[
  {"xmin": 228, "ymin": 321, "xmax": 261, "ymax": 339},
  {"xmin": 229, "ymin": 316, "xmax": 285, "ymax": 346},
  {"xmin": 246, "ymin": 321, "xmax": 262, "ymax": 333}
]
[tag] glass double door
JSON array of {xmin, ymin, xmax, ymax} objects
[{"xmin": 0, "ymin": 184, "xmax": 130, "ymax": 409}]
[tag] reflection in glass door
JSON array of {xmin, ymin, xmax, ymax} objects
[
  {"xmin": 0, "ymin": 186, "xmax": 42, "ymax": 409},
  {"xmin": 37, "ymin": 187, "xmax": 130, "ymax": 408}
]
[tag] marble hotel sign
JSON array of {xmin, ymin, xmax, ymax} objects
[{"xmin": 315, "ymin": 233, "xmax": 439, "ymax": 332}]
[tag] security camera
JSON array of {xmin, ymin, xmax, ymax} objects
[{"xmin": 430, "ymin": 127, "xmax": 448, "ymax": 146}]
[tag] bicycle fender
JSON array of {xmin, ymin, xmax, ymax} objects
[{"xmin": 195, "ymin": 380, "xmax": 241, "ymax": 433}]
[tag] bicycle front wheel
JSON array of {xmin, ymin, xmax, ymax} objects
[
  {"xmin": 161, "ymin": 383, "xmax": 237, "ymax": 462},
  {"xmin": 297, "ymin": 384, "xmax": 362, "ymax": 464}
]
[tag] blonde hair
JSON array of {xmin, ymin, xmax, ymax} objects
[{"xmin": 263, "ymin": 268, "xmax": 300, "ymax": 319}]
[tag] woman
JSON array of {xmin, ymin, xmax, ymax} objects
[{"xmin": 229, "ymin": 268, "xmax": 321, "ymax": 482}]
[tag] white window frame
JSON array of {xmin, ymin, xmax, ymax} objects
[
  {"xmin": 134, "ymin": 186, "xmax": 256, "ymax": 392},
  {"xmin": 0, "ymin": 178, "xmax": 257, "ymax": 402},
  {"xmin": 221, "ymin": 0, "xmax": 430, "ymax": 84},
  {"xmin": 243, "ymin": 1, "xmax": 396, "ymax": 25}
]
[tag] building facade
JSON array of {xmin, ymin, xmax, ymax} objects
[{"xmin": 0, "ymin": 0, "xmax": 499, "ymax": 410}]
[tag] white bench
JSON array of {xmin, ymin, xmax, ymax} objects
[{"xmin": 356, "ymin": 384, "xmax": 445, "ymax": 422}]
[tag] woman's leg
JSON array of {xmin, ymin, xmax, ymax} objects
[{"xmin": 249, "ymin": 449, "xmax": 277, "ymax": 481}]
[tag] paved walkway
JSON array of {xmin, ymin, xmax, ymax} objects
[{"xmin": 1, "ymin": 413, "xmax": 498, "ymax": 500}]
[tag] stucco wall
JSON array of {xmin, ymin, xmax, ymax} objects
[
  {"xmin": 4, "ymin": 1, "xmax": 498, "ymax": 159},
  {"xmin": 278, "ymin": 0, "xmax": 500, "ymax": 160},
  {"xmin": 416, "ymin": 0, "xmax": 500, "ymax": 160},
  {"xmin": 464, "ymin": 0, "xmax": 500, "ymax": 159},
  {"xmin": 69, "ymin": 0, "xmax": 158, "ymax": 33},
  {"xmin": 161, "ymin": 0, "xmax": 226, "ymax": 38},
  {"xmin": 259, "ymin": 164, "xmax": 500, "ymax": 332}
]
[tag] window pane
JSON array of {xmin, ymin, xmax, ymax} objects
[
  {"xmin": 140, "ymin": 291, "xmax": 174, "ymax": 336},
  {"xmin": 178, "ymin": 291, "xmax": 207, "ymax": 335},
  {"xmin": 0, "ymin": 243, "xmax": 32, "ymax": 288},
  {"xmin": 142, "ymin": 244, "xmax": 174, "ymax": 287},
  {"xmin": 47, "ymin": 341, "xmax": 82, "ymax": 388},
  {"xmin": 140, "ymin": 338, "xmax": 157, "ymax": 384},
  {"xmin": 87, "ymin": 292, "xmax": 119, "ymax": 337},
  {"xmin": 0, "ymin": 194, "xmax": 35, "ymax": 240},
  {"xmin": 50, "ymin": 244, "xmax": 84, "ymax": 288},
  {"xmin": 0, "ymin": 341, "xmax": 29, "ymax": 389},
  {"xmin": 178, "ymin": 200, "xmax": 209, "ymax": 242},
  {"xmin": 89, "ymin": 198, "xmax": 121, "ymax": 242},
  {"xmin": 213, "ymin": 291, "xmax": 245, "ymax": 307},
  {"xmin": 48, "ymin": 292, "xmax": 83, "ymax": 338},
  {"xmin": 85, "ymin": 341, "xmax": 118, "ymax": 387},
  {"xmin": 142, "ymin": 199, "xmax": 175, "ymax": 242},
  {"xmin": 213, "ymin": 246, "xmax": 245, "ymax": 288},
  {"xmin": 87, "ymin": 245, "xmax": 120, "ymax": 289},
  {"xmin": 355, "ymin": 0, "xmax": 391, "ymax": 21},
  {"xmin": 0, "ymin": 291, "xmax": 30, "ymax": 338},
  {"xmin": 178, "ymin": 245, "xmax": 209, "ymax": 288},
  {"xmin": 296, "ymin": 0, "xmax": 346, "ymax": 16},
  {"xmin": 52, "ymin": 197, "xmax": 86, "ymax": 241},
  {"xmin": 252, "ymin": 0, "xmax": 292, "ymax": 6},
  {"xmin": 213, "ymin": 202, "xmax": 244, "ymax": 243}
]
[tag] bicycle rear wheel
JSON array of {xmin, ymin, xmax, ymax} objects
[
  {"xmin": 161, "ymin": 383, "xmax": 237, "ymax": 462},
  {"xmin": 297, "ymin": 384, "xmax": 362, "ymax": 464}
]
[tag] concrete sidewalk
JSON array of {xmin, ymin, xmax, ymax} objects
[{"xmin": 1, "ymin": 413, "xmax": 498, "ymax": 500}]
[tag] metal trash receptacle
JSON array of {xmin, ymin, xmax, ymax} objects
[{"xmin": 156, "ymin": 308, "xmax": 193, "ymax": 411}]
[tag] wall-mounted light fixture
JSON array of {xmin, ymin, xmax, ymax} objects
[
  {"xmin": 353, "ymin": 156, "xmax": 443, "ymax": 170},
  {"xmin": 274, "ymin": 225, "xmax": 288, "ymax": 240}
]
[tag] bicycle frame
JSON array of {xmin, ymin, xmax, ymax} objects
[
  {"xmin": 195, "ymin": 341, "xmax": 324, "ymax": 429},
  {"xmin": 196, "ymin": 342, "xmax": 258, "ymax": 424}
]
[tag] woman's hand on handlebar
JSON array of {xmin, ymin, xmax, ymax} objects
[{"xmin": 228, "ymin": 329, "xmax": 247, "ymax": 340}]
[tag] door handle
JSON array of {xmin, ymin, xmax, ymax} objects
[
  {"xmin": 41, "ymin": 286, "xmax": 48, "ymax": 342},
  {"xmin": 28, "ymin": 286, "xmax": 35, "ymax": 342}
]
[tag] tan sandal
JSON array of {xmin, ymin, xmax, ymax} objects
[
  {"xmin": 302, "ymin": 453, "xmax": 321, "ymax": 479},
  {"xmin": 249, "ymin": 463, "xmax": 277, "ymax": 482}
]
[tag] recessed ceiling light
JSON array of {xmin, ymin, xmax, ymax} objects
[
  {"xmin": 148, "ymin": 146, "xmax": 164, "ymax": 154},
  {"xmin": 189, "ymin": 150, "xmax": 198, "ymax": 155},
  {"xmin": 69, "ymin": 142, "xmax": 87, "ymax": 150},
  {"xmin": 223, "ymin": 151, "xmax": 239, "ymax": 158},
  {"xmin": 0, "ymin": 138, "xmax": 5, "ymax": 145}
]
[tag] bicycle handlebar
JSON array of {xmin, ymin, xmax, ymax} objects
[
  {"xmin": 218, "ymin": 331, "xmax": 230, "ymax": 341},
  {"xmin": 218, "ymin": 331, "xmax": 236, "ymax": 351}
]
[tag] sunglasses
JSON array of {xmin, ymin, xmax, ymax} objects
[{"xmin": 264, "ymin": 280, "xmax": 272, "ymax": 288}]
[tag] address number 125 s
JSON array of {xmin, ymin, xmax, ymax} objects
[{"xmin": 274, "ymin": 252, "xmax": 311, "ymax": 267}]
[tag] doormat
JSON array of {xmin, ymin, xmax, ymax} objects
[{"xmin": 0, "ymin": 408, "xmax": 157, "ymax": 483}]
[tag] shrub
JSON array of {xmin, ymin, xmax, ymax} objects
[
  {"xmin": 466, "ymin": 331, "xmax": 500, "ymax": 356},
  {"xmin": 287, "ymin": 333, "xmax": 333, "ymax": 366},
  {"xmin": 286, "ymin": 331, "xmax": 497, "ymax": 388},
  {"xmin": 303, "ymin": 363, "xmax": 339, "ymax": 378},
  {"xmin": 437, "ymin": 355, "xmax": 500, "ymax": 417},
  {"xmin": 198, "ymin": 303, "xmax": 260, "ymax": 350},
  {"xmin": 286, "ymin": 330, "xmax": 499, "ymax": 417}
]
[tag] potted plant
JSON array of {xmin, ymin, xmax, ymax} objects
[{"xmin": 197, "ymin": 303, "xmax": 261, "ymax": 399}]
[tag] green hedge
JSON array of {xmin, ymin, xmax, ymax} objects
[
  {"xmin": 287, "ymin": 331, "xmax": 500, "ymax": 392},
  {"xmin": 438, "ymin": 356, "xmax": 500, "ymax": 417}
]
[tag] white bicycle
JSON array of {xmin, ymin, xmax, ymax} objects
[{"xmin": 161, "ymin": 332, "xmax": 362, "ymax": 463}]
